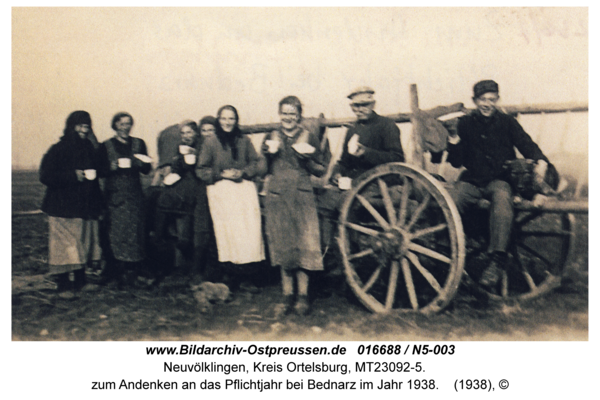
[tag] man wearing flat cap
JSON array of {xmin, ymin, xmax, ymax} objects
[
  {"xmin": 331, "ymin": 86, "xmax": 404, "ymax": 183},
  {"xmin": 446, "ymin": 79, "xmax": 552, "ymax": 291}
]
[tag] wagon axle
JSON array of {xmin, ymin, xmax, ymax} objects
[{"xmin": 370, "ymin": 228, "xmax": 409, "ymax": 261}]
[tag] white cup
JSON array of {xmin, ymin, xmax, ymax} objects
[
  {"xmin": 184, "ymin": 154, "xmax": 197, "ymax": 165},
  {"xmin": 265, "ymin": 139, "xmax": 279, "ymax": 154},
  {"xmin": 84, "ymin": 169, "xmax": 96, "ymax": 180},
  {"xmin": 118, "ymin": 158, "xmax": 131, "ymax": 168},
  {"xmin": 179, "ymin": 145, "xmax": 192, "ymax": 155},
  {"xmin": 338, "ymin": 177, "xmax": 352, "ymax": 190}
]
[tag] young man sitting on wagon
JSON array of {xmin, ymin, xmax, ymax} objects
[{"xmin": 446, "ymin": 79, "xmax": 555, "ymax": 292}]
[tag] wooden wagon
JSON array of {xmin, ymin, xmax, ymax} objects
[{"xmin": 242, "ymin": 84, "xmax": 588, "ymax": 314}]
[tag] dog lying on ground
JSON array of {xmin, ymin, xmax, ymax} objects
[{"xmin": 190, "ymin": 282, "xmax": 232, "ymax": 313}]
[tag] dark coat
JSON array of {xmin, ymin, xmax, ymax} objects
[
  {"xmin": 262, "ymin": 127, "xmax": 326, "ymax": 270},
  {"xmin": 39, "ymin": 132, "xmax": 103, "ymax": 219},
  {"xmin": 335, "ymin": 112, "xmax": 404, "ymax": 179},
  {"xmin": 157, "ymin": 136, "xmax": 205, "ymax": 214},
  {"xmin": 447, "ymin": 110, "xmax": 549, "ymax": 187}
]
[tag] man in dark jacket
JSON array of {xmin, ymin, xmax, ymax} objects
[
  {"xmin": 332, "ymin": 86, "xmax": 404, "ymax": 182},
  {"xmin": 318, "ymin": 87, "xmax": 404, "ymax": 277},
  {"xmin": 447, "ymin": 80, "xmax": 550, "ymax": 291}
]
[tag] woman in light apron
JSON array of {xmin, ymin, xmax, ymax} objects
[{"xmin": 196, "ymin": 105, "xmax": 266, "ymax": 274}]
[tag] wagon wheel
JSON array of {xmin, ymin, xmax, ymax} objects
[
  {"xmin": 338, "ymin": 163, "xmax": 465, "ymax": 313},
  {"xmin": 469, "ymin": 210, "xmax": 575, "ymax": 301}
]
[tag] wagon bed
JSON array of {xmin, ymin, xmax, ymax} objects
[{"xmin": 249, "ymin": 85, "xmax": 588, "ymax": 313}]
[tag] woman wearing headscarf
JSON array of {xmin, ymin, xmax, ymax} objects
[
  {"xmin": 39, "ymin": 110, "xmax": 104, "ymax": 297},
  {"xmin": 196, "ymin": 105, "xmax": 266, "ymax": 269},
  {"xmin": 97, "ymin": 112, "xmax": 152, "ymax": 286},
  {"xmin": 261, "ymin": 96, "xmax": 326, "ymax": 315}
]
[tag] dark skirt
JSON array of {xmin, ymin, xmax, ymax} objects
[
  {"xmin": 106, "ymin": 175, "xmax": 145, "ymax": 262},
  {"xmin": 264, "ymin": 186, "xmax": 323, "ymax": 271}
]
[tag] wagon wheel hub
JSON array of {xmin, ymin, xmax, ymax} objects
[{"xmin": 371, "ymin": 228, "xmax": 409, "ymax": 261}]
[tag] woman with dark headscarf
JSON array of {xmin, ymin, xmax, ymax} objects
[
  {"xmin": 196, "ymin": 105, "xmax": 266, "ymax": 268},
  {"xmin": 40, "ymin": 110, "xmax": 104, "ymax": 297},
  {"xmin": 97, "ymin": 112, "xmax": 152, "ymax": 286}
]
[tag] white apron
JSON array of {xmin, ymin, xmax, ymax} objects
[{"xmin": 206, "ymin": 179, "xmax": 265, "ymax": 264}]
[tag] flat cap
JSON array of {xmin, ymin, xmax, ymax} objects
[
  {"xmin": 348, "ymin": 86, "xmax": 375, "ymax": 104},
  {"xmin": 473, "ymin": 80, "xmax": 499, "ymax": 98}
]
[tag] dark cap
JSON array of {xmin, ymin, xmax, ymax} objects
[{"xmin": 473, "ymin": 80, "xmax": 499, "ymax": 98}]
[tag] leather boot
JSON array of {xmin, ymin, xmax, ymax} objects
[{"xmin": 479, "ymin": 251, "xmax": 508, "ymax": 293}]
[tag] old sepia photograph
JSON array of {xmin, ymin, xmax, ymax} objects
[{"xmin": 11, "ymin": 7, "xmax": 588, "ymax": 342}]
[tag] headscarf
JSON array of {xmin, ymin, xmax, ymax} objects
[
  {"xmin": 215, "ymin": 105, "xmax": 243, "ymax": 161},
  {"xmin": 62, "ymin": 110, "xmax": 99, "ymax": 148},
  {"xmin": 63, "ymin": 110, "xmax": 92, "ymax": 138}
]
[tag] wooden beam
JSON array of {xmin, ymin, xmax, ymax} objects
[
  {"xmin": 239, "ymin": 102, "xmax": 588, "ymax": 134},
  {"xmin": 409, "ymin": 84, "xmax": 425, "ymax": 169}
]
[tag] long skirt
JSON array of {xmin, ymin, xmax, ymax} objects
[
  {"xmin": 107, "ymin": 195, "xmax": 145, "ymax": 262},
  {"xmin": 48, "ymin": 216, "xmax": 102, "ymax": 275},
  {"xmin": 265, "ymin": 187, "xmax": 323, "ymax": 271},
  {"xmin": 206, "ymin": 179, "xmax": 265, "ymax": 264}
]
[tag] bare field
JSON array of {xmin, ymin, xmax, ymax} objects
[{"xmin": 11, "ymin": 170, "xmax": 588, "ymax": 341}]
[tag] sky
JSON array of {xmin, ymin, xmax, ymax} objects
[{"xmin": 11, "ymin": 7, "xmax": 588, "ymax": 169}]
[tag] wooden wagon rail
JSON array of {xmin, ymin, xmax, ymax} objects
[
  {"xmin": 240, "ymin": 101, "xmax": 588, "ymax": 134},
  {"xmin": 482, "ymin": 199, "xmax": 588, "ymax": 214}
]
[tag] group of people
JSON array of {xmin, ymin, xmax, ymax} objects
[
  {"xmin": 39, "ymin": 80, "xmax": 556, "ymax": 311},
  {"xmin": 40, "ymin": 111, "xmax": 152, "ymax": 296}
]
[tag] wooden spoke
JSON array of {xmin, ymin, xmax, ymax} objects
[
  {"xmin": 407, "ymin": 242, "xmax": 451, "ymax": 264},
  {"xmin": 511, "ymin": 246, "xmax": 537, "ymax": 291},
  {"xmin": 411, "ymin": 223, "xmax": 447, "ymax": 240},
  {"xmin": 401, "ymin": 258, "xmax": 419, "ymax": 310},
  {"xmin": 346, "ymin": 222, "xmax": 380, "ymax": 237},
  {"xmin": 515, "ymin": 211, "xmax": 543, "ymax": 227},
  {"xmin": 518, "ymin": 242, "xmax": 553, "ymax": 268},
  {"xmin": 397, "ymin": 178, "xmax": 412, "ymax": 227},
  {"xmin": 362, "ymin": 265, "xmax": 383, "ymax": 293},
  {"xmin": 348, "ymin": 248, "xmax": 375, "ymax": 261},
  {"xmin": 377, "ymin": 178, "xmax": 396, "ymax": 226},
  {"xmin": 406, "ymin": 252, "xmax": 442, "ymax": 293},
  {"xmin": 385, "ymin": 261, "xmax": 400, "ymax": 310},
  {"xmin": 356, "ymin": 194, "xmax": 391, "ymax": 230},
  {"xmin": 406, "ymin": 192, "xmax": 431, "ymax": 231},
  {"xmin": 521, "ymin": 270, "xmax": 537, "ymax": 291}
]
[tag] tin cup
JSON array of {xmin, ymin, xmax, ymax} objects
[
  {"xmin": 179, "ymin": 145, "xmax": 192, "ymax": 155},
  {"xmin": 118, "ymin": 158, "xmax": 131, "ymax": 168},
  {"xmin": 184, "ymin": 154, "xmax": 197, "ymax": 165},
  {"xmin": 265, "ymin": 139, "xmax": 279, "ymax": 154},
  {"xmin": 338, "ymin": 177, "xmax": 352, "ymax": 190},
  {"xmin": 84, "ymin": 169, "xmax": 96, "ymax": 180}
]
